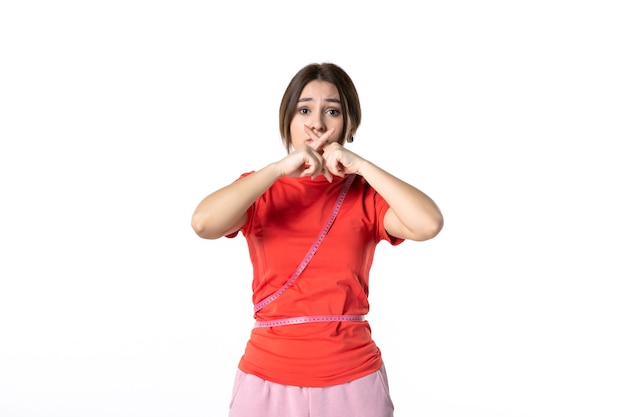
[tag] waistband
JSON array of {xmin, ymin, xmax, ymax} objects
[{"xmin": 254, "ymin": 314, "xmax": 366, "ymax": 328}]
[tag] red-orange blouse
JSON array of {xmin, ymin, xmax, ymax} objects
[{"xmin": 228, "ymin": 172, "xmax": 403, "ymax": 387}]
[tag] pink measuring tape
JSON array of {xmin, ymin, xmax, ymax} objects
[{"xmin": 253, "ymin": 174, "xmax": 365, "ymax": 328}]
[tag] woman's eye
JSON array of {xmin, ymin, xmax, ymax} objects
[
  {"xmin": 298, "ymin": 108, "xmax": 309, "ymax": 114},
  {"xmin": 327, "ymin": 109, "xmax": 340, "ymax": 116}
]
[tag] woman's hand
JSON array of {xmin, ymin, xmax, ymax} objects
[
  {"xmin": 303, "ymin": 125, "xmax": 366, "ymax": 179},
  {"xmin": 275, "ymin": 126, "xmax": 367, "ymax": 182},
  {"xmin": 275, "ymin": 128, "xmax": 336, "ymax": 182},
  {"xmin": 320, "ymin": 142, "xmax": 366, "ymax": 178}
]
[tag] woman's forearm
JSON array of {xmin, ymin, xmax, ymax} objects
[
  {"xmin": 358, "ymin": 160, "xmax": 444, "ymax": 241},
  {"xmin": 191, "ymin": 163, "xmax": 283, "ymax": 239}
]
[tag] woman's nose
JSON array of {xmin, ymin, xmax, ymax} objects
[{"xmin": 310, "ymin": 114, "xmax": 325, "ymax": 132}]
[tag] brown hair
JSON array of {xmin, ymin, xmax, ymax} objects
[{"xmin": 279, "ymin": 63, "xmax": 361, "ymax": 153}]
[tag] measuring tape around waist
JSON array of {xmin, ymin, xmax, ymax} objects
[{"xmin": 254, "ymin": 314, "xmax": 366, "ymax": 328}]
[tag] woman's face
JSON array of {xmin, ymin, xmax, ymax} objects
[{"xmin": 289, "ymin": 80, "xmax": 344, "ymax": 150}]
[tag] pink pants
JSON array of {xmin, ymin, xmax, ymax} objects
[{"xmin": 228, "ymin": 365, "xmax": 394, "ymax": 417}]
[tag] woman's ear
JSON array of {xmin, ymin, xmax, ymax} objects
[{"xmin": 344, "ymin": 119, "xmax": 354, "ymax": 144}]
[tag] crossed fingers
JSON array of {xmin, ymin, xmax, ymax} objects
[
  {"xmin": 305, "ymin": 125, "xmax": 334, "ymax": 153},
  {"xmin": 303, "ymin": 125, "xmax": 335, "ymax": 181}
]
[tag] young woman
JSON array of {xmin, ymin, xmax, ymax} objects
[{"xmin": 192, "ymin": 62, "xmax": 443, "ymax": 417}]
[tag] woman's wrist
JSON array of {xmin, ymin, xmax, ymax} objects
[{"xmin": 355, "ymin": 159, "xmax": 373, "ymax": 177}]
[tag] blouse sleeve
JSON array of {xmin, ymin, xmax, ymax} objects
[
  {"xmin": 373, "ymin": 187, "xmax": 405, "ymax": 246},
  {"xmin": 225, "ymin": 171, "xmax": 256, "ymax": 239}
]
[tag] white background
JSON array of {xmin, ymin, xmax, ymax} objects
[{"xmin": 1, "ymin": 1, "xmax": 625, "ymax": 416}]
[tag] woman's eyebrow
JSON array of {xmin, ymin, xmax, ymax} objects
[{"xmin": 297, "ymin": 97, "xmax": 341, "ymax": 103}]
